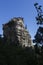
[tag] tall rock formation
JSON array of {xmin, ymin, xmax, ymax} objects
[{"xmin": 3, "ymin": 17, "xmax": 32, "ymax": 47}]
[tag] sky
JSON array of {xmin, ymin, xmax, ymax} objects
[{"xmin": 0, "ymin": 0, "xmax": 43, "ymax": 39}]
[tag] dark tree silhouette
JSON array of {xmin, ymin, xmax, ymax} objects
[
  {"xmin": 34, "ymin": 27, "xmax": 43, "ymax": 44},
  {"xmin": 33, "ymin": 2, "xmax": 43, "ymax": 46},
  {"xmin": 34, "ymin": 3, "xmax": 43, "ymax": 24},
  {"xmin": 33, "ymin": 3, "xmax": 43, "ymax": 65}
]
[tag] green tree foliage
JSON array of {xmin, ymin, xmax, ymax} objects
[
  {"xmin": 33, "ymin": 3, "xmax": 43, "ymax": 65},
  {"xmin": 0, "ymin": 39, "xmax": 37, "ymax": 65},
  {"xmin": 34, "ymin": 27, "xmax": 43, "ymax": 44},
  {"xmin": 33, "ymin": 3, "xmax": 43, "ymax": 53}
]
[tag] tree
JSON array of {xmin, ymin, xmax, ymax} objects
[
  {"xmin": 34, "ymin": 3, "xmax": 43, "ymax": 24},
  {"xmin": 33, "ymin": 3, "xmax": 43, "ymax": 65},
  {"xmin": 33, "ymin": 2, "xmax": 43, "ymax": 47}
]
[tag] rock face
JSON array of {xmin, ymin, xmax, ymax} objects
[{"xmin": 3, "ymin": 17, "xmax": 32, "ymax": 47}]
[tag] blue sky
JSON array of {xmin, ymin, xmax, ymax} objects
[{"xmin": 0, "ymin": 0, "xmax": 43, "ymax": 39}]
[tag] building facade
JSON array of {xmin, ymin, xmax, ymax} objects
[{"xmin": 3, "ymin": 17, "xmax": 32, "ymax": 47}]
